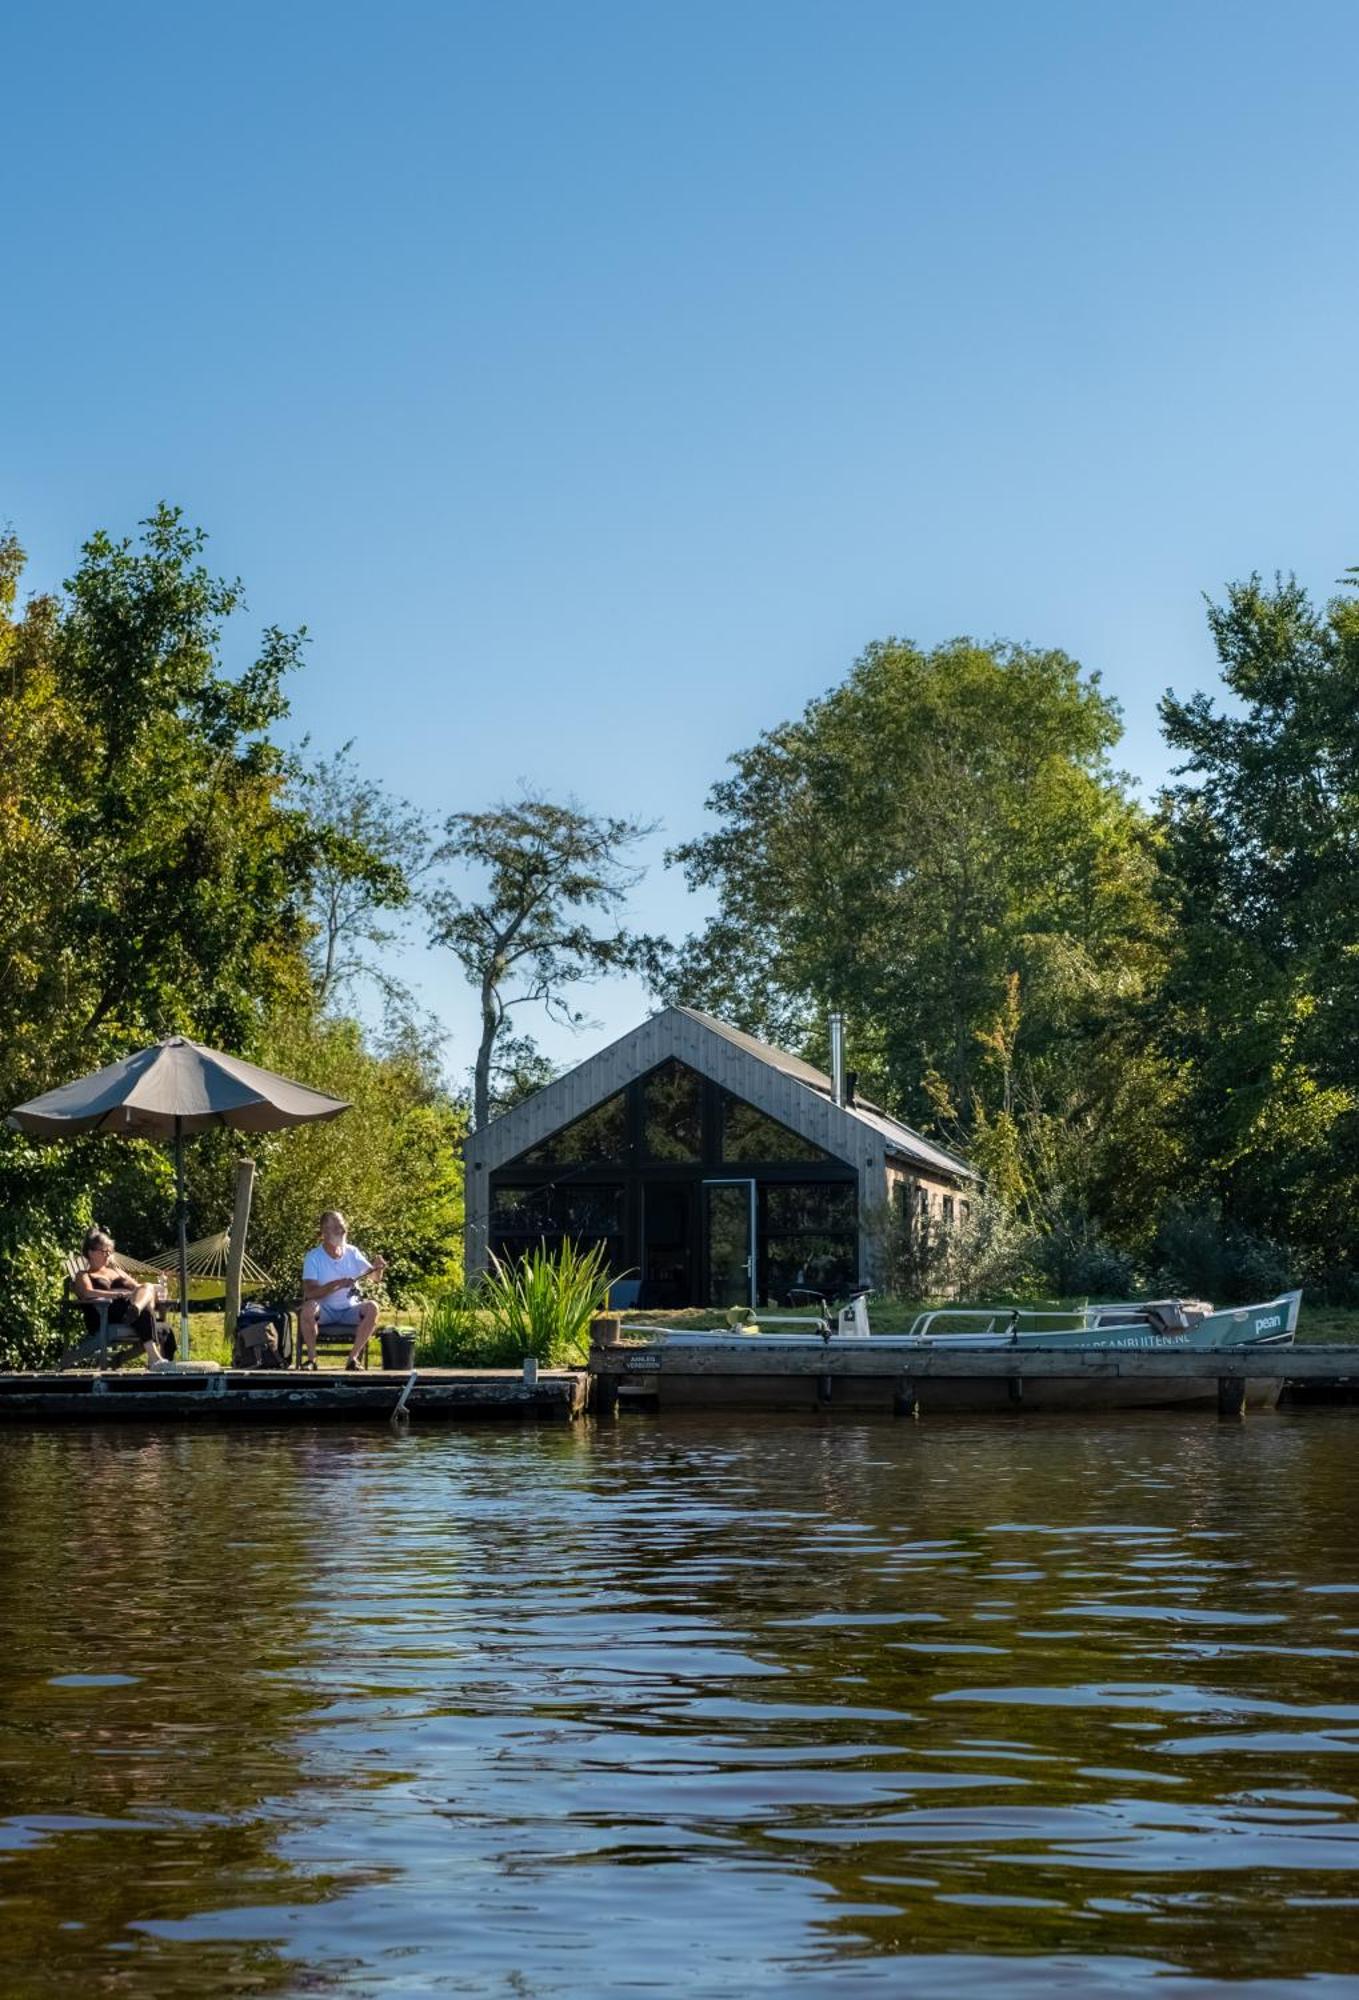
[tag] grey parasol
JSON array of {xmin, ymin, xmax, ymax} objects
[{"xmin": 9, "ymin": 1038, "xmax": 348, "ymax": 1353}]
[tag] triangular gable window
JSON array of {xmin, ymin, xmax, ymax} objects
[
  {"xmin": 518, "ymin": 1092, "xmax": 628, "ymax": 1166},
  {"xmin": 720, "ymin": 1092, "xmax": 829, "ymax": 1164}
]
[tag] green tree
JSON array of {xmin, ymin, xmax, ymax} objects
[
  {"xmin": 231, "ymin": 1008, "xmax": 466, "ymax": 1303},
  {"xmin": 1157, "ymin": 570, "xmax": 1359, "ymax": 1281},
  {"xmin": 302, "ymin": 743, "xmax": 428, "ymax": 1013},
  {"xmin": 664, "ymin": 636, "xmax": 1170, "ymax": 1233},
  {"xmin": 427, "ymin": 796, "xmax": 659, "ymax": 1130},
  {"xmin": 0, "ymin": 509, "xmax": 459, "ymax": 1358}
]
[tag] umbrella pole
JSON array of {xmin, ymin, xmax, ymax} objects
[{"xmin": 175, "ymin": 1117, "xmax": 191, "ymax": 1361}]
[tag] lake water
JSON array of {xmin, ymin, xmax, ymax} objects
[{"xmin": 2, "ymin": 1410, "xmax": 1359, "ymax": 1997}]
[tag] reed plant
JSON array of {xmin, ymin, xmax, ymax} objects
[
  {"xmin": 482, "ymin": 1239, "xmax": 616, "ymax": 1366},
  {"xmin": 415, "ymin": 1281, "xmax": 495, "ymax": 1366}
]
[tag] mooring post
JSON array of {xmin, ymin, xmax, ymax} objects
[
  {"xmin": 894, "ymin": 1378, "xmax": 919, "ymax": 1419},
  {"xmin": 1217, "ymin": 1374, "xmax": 1247, "ymax": 1419},
  {"xmin": 224, "ymin": 1156, "xmax": 256, "ymax": 1344},
  {"xmin": 590, "ymin": 1312, "xmax": 623, "ymax": 1418}
]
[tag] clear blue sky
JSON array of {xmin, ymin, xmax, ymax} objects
[{"xmin": 6, "ymin": 1, "xmax": 1357, "ymax": 1079}]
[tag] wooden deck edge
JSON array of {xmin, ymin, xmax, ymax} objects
[{"xmin": 0, "ymin": 1367, "xmax": 589, "ymax": 1424}]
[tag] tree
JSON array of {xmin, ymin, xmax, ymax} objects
[
  {"xmin": 427, "ymin": 797, "xmax": 659, "ymax": 1130},
  {"xmin": 302, "ymin": 743, "xmax": 428, "ymax": 1013},
  {"xmin": 1156, "ymin": 570, "xmax": 1359, "ymax": 1279},
  {"xmin": 0, "ymin": 505, "xmax": 317, "ymax": 1095},
  {"xmin": 0, "ymin": 508, "xmax": 462, "ymax": 1359},
  {"xmin": 663, "ymin": 636, "xmax": 1169, "ymax": 1231},
  {"xmin": 213, "ymin": 1007, "xmax": 467, "ymax": 1304},
  {"xmin": 484, "ymin": 1032, "xmax": 561, "ymax": 1119}
]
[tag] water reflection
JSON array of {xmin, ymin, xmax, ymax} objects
[{"xmin": 2, "ymin": 1413, "xmax": 1358, "ymax": 1993}]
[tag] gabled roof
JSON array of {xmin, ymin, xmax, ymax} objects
[
  {"xmin": 466, "ymin": 1005, "xmax": 976, "ymax": 1183},
  {"xmin": 674, "ymin": 1009, "xmax": 976, "ymax": 1181}
]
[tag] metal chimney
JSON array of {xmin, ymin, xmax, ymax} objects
[{"xmin": 829, "ymin": 1012, "xmax": 846, "ymax": 1107}]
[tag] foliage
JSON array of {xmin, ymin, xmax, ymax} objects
[
  {"xmin": 0, "ymin": 507, "xmax": 316, "ymax": 1097},
  {"xmin": 0, "ymin": 1135, "xmax": 95, "ymax": 1369},
  {"xmin": 481, "ymin": 1239, "xmax": 615, "ymax": 1364},
  {"xmin": 0, "ymin": 509, "xmax": 462, "ymax": 1355},
  {"xmin": 1149, "ymin": 1204, "xmax": 1292, "ymax": 1306},
  {"xmin": 427, "ymin": 795, "xmax": 661, "ymax": 1131},
  {"xmin": 1029, "ymin": 1210, "xmax": 1139, "ymax": 1301},
  {"xmin": 484, "ymin": 1032, "xmax": 560, "ymax": 1118},
  {"xmin": 868, "ymin": 1190, "xmax": 1040, "ymax": 1303},
  {"xmin": 302, "ymin": 743, "xmax": 428, "ymax": 1013},
  {"xmin": 413, "ymin": 1242, "xmax": 615, "ymax": 1367},
  {"xmin": 218, "ymin": 1008, "xmax": 466, "ymax": 1308},
  {"xmin": 414, "ymin": 1282, "xmax": 499, "ymax": 1366},
  {"xmin": 661, "ymin": 636, "xmax": 1172, "ymax": 1238},
  {"xmin": 1156, "ymin": 571, "xmax": 1359, "ymax": 1283}
]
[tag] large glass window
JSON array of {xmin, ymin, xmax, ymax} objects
[
  {"xmin": 489, "ymin": 1180, "xmax": 624, "ymax": 1273},
  {"xmin": 519, "ymin": 1092, "xmax": 628, "ymax": 1166},
  {"xmin": 721, "ymin": 1092, "xmax": 829, "ymax": 1164},
  {"xmin": 642, "ymin": 1059, "xmax": 703, "ymax": 1161},
  {"xmin": 761, "ymin": 1181, "xmax": 857, "ymax": 1303}
]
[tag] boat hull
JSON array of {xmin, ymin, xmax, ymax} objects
[{"xmin": 651, "ymin": 1370, "xmax": 1284, "ymax": 1415}]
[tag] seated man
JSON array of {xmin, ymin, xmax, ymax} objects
[
  {"xmin": 299, "ymin": 1209, "xmax": 387, "ymax": 1371},
  {"xmin": 72, "ymin": 1228, "xmax": 172, "ymax": 1366}
]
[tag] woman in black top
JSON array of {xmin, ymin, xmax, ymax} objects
[{"xmin": 72, "ymin": 1229, "xmax": 172, "ymax": 1365}]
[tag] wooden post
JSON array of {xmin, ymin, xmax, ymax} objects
[
  {"xmin": 224, "ymin": 1157, "xmax": 256, "ymax": 1343},
  {"xmin": 589, "ymin": 1314, "xmax": 623, "ymax": 1417},
  {"xmin": 1217, "ymin": 1374, "xmax": 1247, "ymax": 1419}
]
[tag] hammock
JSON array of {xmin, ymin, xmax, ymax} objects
[{"xmin": 144, "ymin": 1230, "xmax": 273, "ymax": 1288}]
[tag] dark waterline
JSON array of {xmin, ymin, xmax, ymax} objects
[{"xmin": 2, "ymin": 1411, "xmax": 1358, "ymax": 1997}]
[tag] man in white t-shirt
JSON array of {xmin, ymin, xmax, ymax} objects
[{"xmin": 299, "ymin": 1209, "xmax": 387, "ymax": 1370}]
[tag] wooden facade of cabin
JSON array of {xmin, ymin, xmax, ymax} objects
[{"xmin": 463, "ymin": 1008, "xmax": 976, "ymax": 1309}]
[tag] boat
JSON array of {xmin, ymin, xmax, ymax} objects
[{"xmin": 616, "ymin": 1289, "xmax": 1303, "ymax": 1413}]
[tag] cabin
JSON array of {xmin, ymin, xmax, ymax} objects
[{"xmin": 463, "ymin": 1007, "xmax": 976, "ymax": 1308}]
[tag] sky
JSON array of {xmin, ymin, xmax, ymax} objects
[{"xmin": 6, "ymin": 1, "xmax": 1358, "ymax": 1083}]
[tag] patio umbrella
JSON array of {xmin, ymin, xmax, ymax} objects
[{"xmin": 8, "ymin": 1037, "xmax": 349, "ymax": 1354}]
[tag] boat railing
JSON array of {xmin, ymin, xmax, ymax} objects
[{"xmin": 903, "ymin": 1305, "xmax": 1103, "ymax": 1340}]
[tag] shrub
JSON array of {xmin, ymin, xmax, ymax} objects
[
  {"xmin": 0, "ymin": 1135, "xmax": 96, "ymax": 1369},
  {"xmin": 1151, "ymin": 1204, "xmax": 1292, "ymax": 1305},
  {"xmin": 482, "ymin": 1239, "xmax": 616, "ymax": 1365},
  {"xmin": 867, "ymin": 1190, "xmax": 1039, "ymax": 1303},
  {"xmin": 414, "ymin": 1282, "xmax": 507, "ymax": 1367},
  {"xmin": 1032, "ymin": 1212, "xmax": 1139, "ymax": 1300}
]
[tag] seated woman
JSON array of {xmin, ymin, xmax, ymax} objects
[{"xmin": 73, "ymin": 1228, "xmax": 172, "ymax": 1366}]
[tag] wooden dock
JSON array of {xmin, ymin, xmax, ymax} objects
[
  {"xmin": 589, "ymin": 1334, "xmax": 1359, "ymax": 1417},
  {"xmin": 0, "ymin": 1367, "xmax": 589, "ymax": 1425}
]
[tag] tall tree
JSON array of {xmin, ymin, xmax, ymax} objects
[
  {"xmin": 0, "ymin": 508, "xmax": 450, "ymax": 1360},
  {"xmin": 663, "ymin": 636, "xmax": 1170, "ymax": 1230},
  {"xmin": 427, "ymin": 797, "xmax": 658, "ymax": 1130},
  {"xmin": 302, "ymin": 743, "xmax": 428, "ymax": 1013},
  {"xmin": 1157, "ymin": 570, "xmax": 1359, "ymax": 1271}
]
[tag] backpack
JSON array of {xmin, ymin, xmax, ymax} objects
[{"xmin": 233, "ymin": 1302, "xmax": 294, "ymax": 1369}]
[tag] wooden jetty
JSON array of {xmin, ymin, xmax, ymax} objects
[
  {"xmin": 588, "ymin": 1327, "xmax": 1359, "ymax": 1418},
  {"xmin": 0, "ymin": 1367, "xmax": 588, "ymax": 1426}
]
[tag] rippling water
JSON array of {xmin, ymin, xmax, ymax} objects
[{"xmin": 3, "ymin": 1410, "xmax": 1359, "ymax": 1996}]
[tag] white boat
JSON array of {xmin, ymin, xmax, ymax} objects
[{"xmin": 618, "ymin": 1290, "xmax": 1302, "ymax": 1413}]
